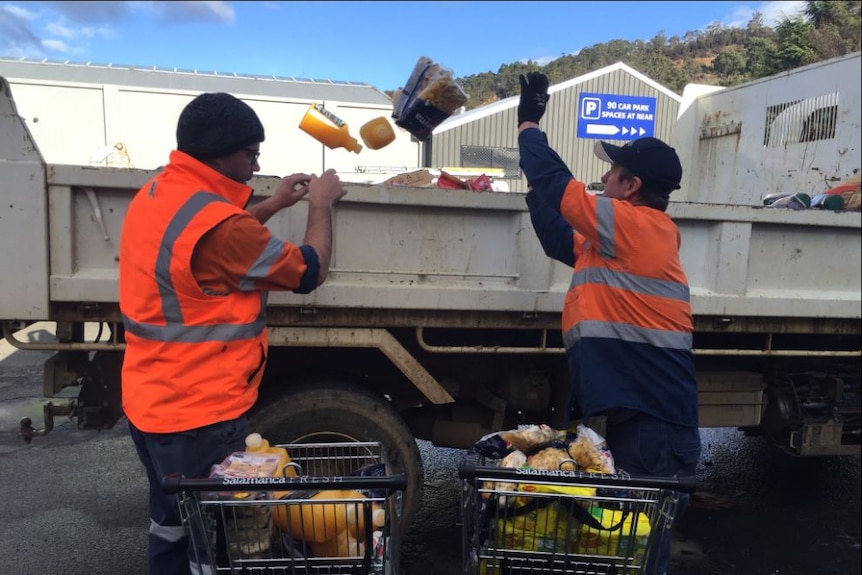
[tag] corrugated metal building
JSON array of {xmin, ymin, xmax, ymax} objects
[
  {"xmin": 429, "ymin": 62, "xmax": 682, "ymax": 193},
  {"xmin": 0, "ymin": 57, "xmax": 421, "ymax": 182}
]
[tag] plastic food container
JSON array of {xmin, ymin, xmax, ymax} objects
[{"xmin": 360, "ymin": 117, "xmax": 396, "ymax": 150}]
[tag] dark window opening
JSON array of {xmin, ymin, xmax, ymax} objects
[{"xmin": 460, "ymin": 145, "xmax": 521, "ymax": 179}]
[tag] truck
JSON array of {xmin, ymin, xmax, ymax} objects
[{"xmin": 1, "ymin": 52, "xmax": 860, "ymax": 528}]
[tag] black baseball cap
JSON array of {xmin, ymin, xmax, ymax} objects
[{"xmin": 594, "ymin": 137, "xmax": 683, "ymax": 191}]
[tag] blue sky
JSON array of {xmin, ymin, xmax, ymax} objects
[{"xmin": 1, "ymin": 1, "xmax": 806, "ymax": 92}]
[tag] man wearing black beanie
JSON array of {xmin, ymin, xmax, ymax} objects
[{"xmin": 118, "ymin": 91, "xmax": 346, "ymax": 575}]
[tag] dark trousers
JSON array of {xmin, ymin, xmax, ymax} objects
[
  {"xmin": 604, "ymin": 412, "xmax": 701, "ymax": 575},
  {"xmin": 129, "ymin": 416, "xmax": 249, "ymax": 575}
]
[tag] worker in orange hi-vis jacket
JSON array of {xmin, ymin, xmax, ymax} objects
[
  {"xmin": 516, "ymin": 71, "xmax": 701, "ymax": 575},
  {"xmin": 119, "ymin": 92, "xmax": 346, "ymax": 575}
]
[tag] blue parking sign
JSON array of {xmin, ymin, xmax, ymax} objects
[{"xmin": 577, "ymin": 93, "xmax": 656, "ymax": 140}]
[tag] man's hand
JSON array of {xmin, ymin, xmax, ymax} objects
[
  {"xmin": 518, "ymin": 72, "xmax": 550, "ymax": 125},
  {"xmin": 307, "ymin": 169, "xmax": 347, "ymax": 208},
  {"xmin": 247, "ymin": 171, "xmax": 344, "ymax": 225},
  {"xmin": 272, "ymin": 173, "xmax": 311, "ymax": 209}
]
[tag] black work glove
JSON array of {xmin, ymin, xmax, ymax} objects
[{"xmin": 518, "ymin": 72, "xmax": 550, "ymax": 125}]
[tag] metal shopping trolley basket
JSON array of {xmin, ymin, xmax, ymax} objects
[
  {"xmin": 459, "ymin": 459, "xmax": 696, "ymax": 575},
  {"xmin": 163, "ymin": 441, "xmax": 406, "ymax": 575}
]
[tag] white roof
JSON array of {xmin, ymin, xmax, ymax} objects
[{"xmin": 0, "ymin": 56, "xmax": 392, "ymax": 106}]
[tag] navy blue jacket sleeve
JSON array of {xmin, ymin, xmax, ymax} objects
[
  {"xmin": 518, "ymin": 127, "xmax": 575, "ymax": 209},
  {"xmin": 525, "ymin": 191, "xmax": 575, "ymax": 267},
  {"xmin": 519, "ymin": 127, "xmax": 576, "ymax": 267},
  {"xmin": 293, "ymin": 244, "xmax": 320, "ymax": 294}
]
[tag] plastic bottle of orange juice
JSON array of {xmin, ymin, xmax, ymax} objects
[
  {"xmin": 311, "ymin": 527, "xmax": 365, "ymax": 558},
  {"xmin": 299, "ymin": 103, "xmax": 363, "ymax": 153},
  {"xmin": 274, "ymin": 488, "xmax": 372, "ymax": 545},
  {"xmin": 212, "ymin": 432, "xmax": 292, "ymax": 559},
  {"xmin": 345, "ymin": 501, "xmax": 386, "ymax": 539},
  {"xmin": 244, "ymin": 432, "xmax": 297, "ymax": 477}
]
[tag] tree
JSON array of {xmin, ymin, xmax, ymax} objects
[
  {"xmin": 712, "ymin": 48, "xmax": 748, "ymax": 84},
  {"xmin": 745, "ymin": 36, "xmax": 779, "ymax": 78},
  {"xmin": 805, "ymin": 0, "xmax": 861, "ymax": 59},
  {"xmin": 803, "ymin": 0, "xmax": 858, "ymax": 27},
  {"xmin": 774, "ymin": 17, "xmax": 816, "ymax": 70},
  {"xmin": 745, "ymin": 11, "xmax": 772, "ymax": 38}
]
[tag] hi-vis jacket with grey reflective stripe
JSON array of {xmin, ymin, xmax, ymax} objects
[
  {"xmin": 119, "ymin": 151, "xmax": 269, "ymax": 433},
  {"xmin": 519, "ymin": 128, "xmax": 698, "ymax": 427}
]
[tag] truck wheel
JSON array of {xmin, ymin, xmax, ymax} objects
[{"xmin": 250, "ymin": 381, "xmax": 424, "ymax": 531}]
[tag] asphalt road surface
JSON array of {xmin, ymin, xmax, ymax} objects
[{"xmin": 2, "ymin": 326, "xmax": 860, "ymax": 575}]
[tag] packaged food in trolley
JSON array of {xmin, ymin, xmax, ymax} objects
[
  {"xmin": 460, "ymin": 424, "xmax": 696, "ymax": 575},
  {"xmin": 162, "ymin": 441, "xmax": 406, "ymax": 575}
]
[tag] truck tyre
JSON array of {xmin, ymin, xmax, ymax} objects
[{"xmin": 250, "ymin": 381, "xmax": 424, "ymax": 531}]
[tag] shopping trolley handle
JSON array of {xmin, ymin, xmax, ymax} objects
[
  {"xmin": 458, "ymin": 460, "xmax": 697, "ymax": 493},
  {"xmin": 676, "ymin": 475, "xmax": 698, "ymax": 493},
  {"xmin": 162, "ymin": 472, "xmax": 407, "ymax": 494}
]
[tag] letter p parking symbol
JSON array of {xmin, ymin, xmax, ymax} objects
[{"xmin": 582, "ymin": 97, "xmax": 601, "ymax": 120}]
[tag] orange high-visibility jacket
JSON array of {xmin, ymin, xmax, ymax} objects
[
  {"xmin": 119, "ymin": 151, "xmax": 269, "ymax": 433},
  {"xmin": 560, "ymin": 180, "xmax": 693, "ymax": 347}
]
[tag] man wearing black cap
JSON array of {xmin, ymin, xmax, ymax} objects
[
  {"xmin": 517, "ymin": 72, "xmax": 700, "ymax": 575},
  {"xmin": 119, "ymin": 92, "xmax": 346, "ymax": 575}
]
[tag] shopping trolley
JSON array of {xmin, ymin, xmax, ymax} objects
[
  {"xmin": 162, "ymin": 441, "xmax": 406, "ymax": 574},
  {"xmin": 459, "ymin": 459, "xmax": 696, "ymax": 575}
]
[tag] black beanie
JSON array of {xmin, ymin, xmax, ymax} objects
[{"xmin": 176, "ymin": 92, "xmax": 265, "ymax": 159}]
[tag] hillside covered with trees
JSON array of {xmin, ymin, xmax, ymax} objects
[{"xmin": 391, "ymin": 1, "xmax": 860, "ymax": 110}]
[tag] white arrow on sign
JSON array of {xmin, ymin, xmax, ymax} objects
[
  {"xmin": 622, "ymin": 126, "xmax": 648, "ymax": 136},
  {"xmin": 586, "ymin": 124, "xmax": 620, "ymax": 135}
]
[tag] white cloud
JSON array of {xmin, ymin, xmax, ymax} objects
[
  {"xmin": 1, "ymin": 0, "xmax": 235, "ymax": 61},
  {"xmin": 44, "ymin": 19, "xmax": 74, "ymax": 38},
  {"xmin": 4, "ymin": 3, "xmax": 35, "ymax": 21},
  {"xmin": 41, "ymin": 38, "xmax": 69, "ymax": 52},
  {"xmin": 0, "ymin": 4, "xmax": 45, "ymax": 58},
  {"xmin": 535, "ymin": 56, "xmax": 561, "ymax": 66},
  {"xmin": 44, "ymin": 1, "xmax": 234, "ymax": 25},
  {"xmin": 520, "ymin": 56, "xmax": 558, "ymax": 66},
  {"xmin": 722, "ymin": 1, "xmax": 807, "ymax": 28},
  {"xmin": 46, "ymin": 1, "xmax": 133, "ymax": 23},
  {"xmin": 758, "ymin": 0, "xmax": 807, "ymax": 26},
  {"xmin": 45, "ymin": 19, "xmax": 114, "ymax": 41},
  {"xmin": 134, "ymin": 1, "xmax": 236, "ymax": 24}
]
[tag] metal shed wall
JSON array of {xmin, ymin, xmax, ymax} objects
[{"xmin": 430, "ymin": 63, "xmax": 682, "ymax": 193}]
